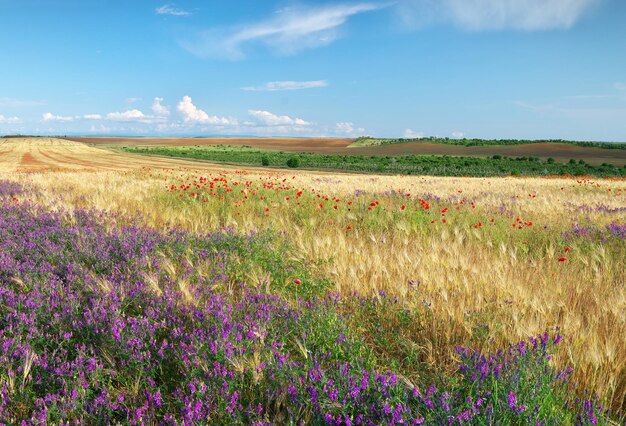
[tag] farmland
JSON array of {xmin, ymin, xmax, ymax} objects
[
  {"xmin": 70, "ymin": 136, "xmax": 626, "ymax": 166},
  {"xmin": 0, "ymin": 137, "xmax": 625, "ymax": 424},
  {"xmin": 121, "ymin": 144, "xmax": 626, "ymax": 177}
]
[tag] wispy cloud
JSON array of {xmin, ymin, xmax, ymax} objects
[
  {"xmin": 0, "ymin": 97, "xmax": 46, "ymax": 107},
  {"xmin": 152, "ymin": 97, "xmax": 170, "ymax": 116},
  {"xmin": 248, "ymin": 110, "xmax": 311, "ymax": 127},
  {"xmin": 514, "ymin": 100, "xmax": 556, "ymax": 113},
  {"xmin": 242, "ymin": 80, "xmax": 328, "ymax": 92},
  {"xmin": 156, "ymin": 5, "xmax": 191, "ymax": 17},
  {"xmin": 397, "ymin": 0, "xmax": 600, "ymax": 31},
  {"xmin": 0, "ymin": 115, "xmax": 21, "ymax": 124},
  {"xmin": 516, "ymin": 100, "xmax": 626, "ymax": 126},
  {"xmin": 42, "ymin": 112, "xmax": 74, "ymax": 122},
  {"xmin": 565, "ymin": 94, "xmax": 615, "ymax": 100},
  {"xmin": 83, "ymin": 114, "xmax": 102, "ymax": 120},
  {"xmin": 565, "ymin": 82, "xmax": 626, "ymax": 101},
  {"xmin": 403, "ymin": 128, "xmax": 424, "ymax": 138},
  {"xmin": 336, "ymin": 122, "xmax": 365, "ymax": 135},
  {"xmin": 184, "ymin": 3, "xmax": 386, "ymax": 59},
  {"xmin": 177, "ymin": 96, "xmax": 236, "ymax": 125},
  {"xmin": 106, "ymin": 109, "xmax": 148, "ymax": 122}
]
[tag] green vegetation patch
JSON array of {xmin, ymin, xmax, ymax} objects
[
  {"xmin": 123, "ymin": 145, "xmax": 626, "ymax": 177},
  {"xmin": 350, "ymin": 136, "xmax": 626, "ymax": 149}
]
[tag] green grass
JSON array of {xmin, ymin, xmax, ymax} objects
[
  {"xmin": 123, "ymin": 145, "xmax": 626, "ymax": 177},
  {"xmin": 351, "ymin": 136, "xmax": 626, "ymax": 149}
]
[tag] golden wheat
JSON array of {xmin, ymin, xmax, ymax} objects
[{"xmin": 2, "ymin": 138, "xmax": 625, "ymax": 413}]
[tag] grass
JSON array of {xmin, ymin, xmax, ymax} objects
[
  {"xmin": 351, "ymin": 136, "xmax": 626, "ymax": 150},
  {"xmin": 122, "ymin": 145, "xmax": 626, "ymax": 177},
  {"xmin": 1, "ymin": 139, "xmax": 625, "ymax": 423}
]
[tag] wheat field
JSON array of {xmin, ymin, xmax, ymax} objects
[{"xmin": 2, "ymin": 138, "xmax": 625, "ymax": 419}]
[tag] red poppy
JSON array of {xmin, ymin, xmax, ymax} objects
[
  {"xmin": 558, "ymin": 257, "xmax": 567, "ymax": 262},
  {"xmin": 293, "ymin": 279, "xmax": 302, "ymax": 285},
  {"xmin": 564, "ymin": 247, "xmax": 570, "ymax": 253}
]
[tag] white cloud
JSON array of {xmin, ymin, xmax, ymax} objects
[
  {"xmin": 152, "ymin": 97, "xmax": 170, "ymax": 116},
  {"xmin": 403, "ymin": 128, "xmax": 424, "ymax": 138},
  {"xmin": 615, "ymin": 82, "xmax": 626, "ymax": 91},
  {"xmin": 0, "ymin": 115, "xmax": 20, "ymax": 124},
  {"xmin": 184, "ymin": 3, "xmax": 386, "ymax": 59},
  {"xmin": 336, "ymin": 122, "xmax": 365, "ymax": 135},
  {"xmin": 42, "ymin": 112, "xmax": 74, "ymax": 122},
  {"xmin": 451, "ymin": 131, "xmax": 465, "ymax": 138},
  {"xmin": 83, "ymin": 114, "xmax": 102, "ymax": 120},
  {"xmin": 106, "ymin": 109, "xmax": 147, "ymax": 122},
  {"xmin": 177, "ymin": 96, "xmax": 235, "ymax": 125},
  {"xmin": 248, "ymin": 110, "xmax": 311, "ymax": 126},
  {"xmin": 397, "ymin": 0, "xmax": 600, "ymax": 31},
  {"xmin": 242, "ymin": 80, "xmax": 328, "ymax": 91},
  {"xmin": 336, "ymin": 122, "xmax": 355, "ymax": 133},
  {"xmin": 89, "ymin": 124, "xmax": 111, "ymax": 133},
  {"xmin": 156, "ymin": 5, "xmax": 191, "ymax": 17}
]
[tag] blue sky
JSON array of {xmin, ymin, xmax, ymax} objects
[{"xmin": 1, "ymin": 0, "xmax": 625, "ymax": 141}]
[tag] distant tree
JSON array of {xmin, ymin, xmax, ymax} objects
[
  {"xmin": 261, "ymin": 155, "xmax": 270, "ymax": 166},
  {"xmin": 286, "ymin": 157, "xmax": 300, "ymax": 168},
  {"xmin": 547, "ymin": 157, "xmax": 555, "ymax": 164}
]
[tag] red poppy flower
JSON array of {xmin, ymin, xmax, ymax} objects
[
  {"xmin": 558, "ymin": 257, "xmax": 567, "ymax": 262},
  {"xmin": 293, "ymin": 279, "xmax": 302, "ymax": 285}
]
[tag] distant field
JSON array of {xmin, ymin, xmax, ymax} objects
[
  {"xmin": 122, "ymin": 144, "xmax": 626, "ymax": 177},
  {"xmin": 70, "ymin": 136, "xmax": 626, "ymax": 166},
  {"xmin": 350, "ymin": 136, "xmax": 626, "ymax": 150}
]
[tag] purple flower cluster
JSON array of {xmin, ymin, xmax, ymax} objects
[
  {"xmin": 0, "ymin": 181, "xmax": 612, "ymax": 425},
  {"xmin": 566, "ymin": 202, "xmax": 626, "ymax": 215},
  {"xmin": 564, "ymin": 221, "xmax": 626, "ymax": 242},
  {"xmin": 0, "ymin": 180, "xmax": 23, "ymax": 198}
]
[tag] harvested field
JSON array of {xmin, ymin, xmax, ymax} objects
[
  {"xmin": 0, "ymin": 137, "xmax": 258, "ymax": 173},
  {"xmin": 70, "ymin": 136, "xmax": 626, "ymax": 166}
]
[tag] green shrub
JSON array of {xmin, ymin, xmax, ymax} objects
[{"xmin": 286, "ymin": 157, "xmax": 300, "ymax": 168}]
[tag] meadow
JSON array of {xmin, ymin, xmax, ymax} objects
[{"xmin": 0, "ymin": 138, "xmax": 625, "ymax": 424}]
